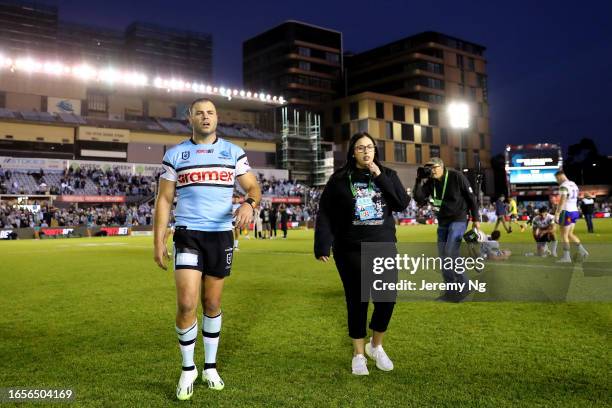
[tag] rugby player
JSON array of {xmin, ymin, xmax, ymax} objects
[
  {"xmin": 531, "ymin": 206, "xmax": 557, "ymax": 257},
  {"xmin": 153, "ymin": 98, "xmax": 261, "ymax": 400},
  {"xmin": 554, "ymin": 171, "xmax": 588, "ymax": 263}
]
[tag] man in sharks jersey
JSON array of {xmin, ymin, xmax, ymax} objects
[
  {"xmin": 153, "ymin": 98, "xmax": 261, "ymax": 400},
  {"xmin": 554, "ymin": 171, "xmax": 588, "ymax": 263}
]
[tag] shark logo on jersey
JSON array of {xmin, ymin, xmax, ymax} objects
[
  {"xmin": 218, "ymin": 150, "xmax": 231, "ymax": 159},
  {"xmin": 181, "ymin": 151, "xmax": 190, "ymax": 160}
]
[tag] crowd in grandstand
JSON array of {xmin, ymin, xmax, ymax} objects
[
  {"xmin": 0, "ymin": 165, "xmax": 158, "ymax": 197},
  {"xmin": 0, "ymin": 202, "xmax": 153, "ymax": 229}
]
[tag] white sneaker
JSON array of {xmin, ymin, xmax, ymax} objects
[
  {"xmin": 578, "ymin": 247, "xmax": 589, "ymax": 257},
  {"xmin": 351, "ymin": 354, "xmax": 369, "ymax": 376},
  {"xmin": 176, "ymin": 367, "xmax": 198, "ymax": 401},
  {"xmin": 556, "ymin": 257, "xmax": 572, "ymax": 263},
  {"xmin": 202, "ymin": 368, "xmax": 225, "ymax": 390},
  {"xmin": 365, "ymin": 339, "xmax": 394, "ymax": 371}
]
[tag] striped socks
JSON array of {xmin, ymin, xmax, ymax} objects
[
  {"xmin": 203, "ymin": 312, "xmax": 222, "ymax": 369},
  {"xmin": 176, "ymin": 320, "xmax": 198, "ymax": 371}
]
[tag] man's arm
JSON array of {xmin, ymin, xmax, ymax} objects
[
  {"xmin": 459, "ymin": 172, "xmax": 480, "ymax": 228},
  {"xmin": 555, "ymin": 190, "xmax": 567, "ymax": 220},
  {"xmin": 412, "ymin": 177, "xmax": 432, "ymax": 205},
  {"xmin": 235, "ymin": 172, "xmax": 261, "ymax": 229},
  {"xmin": 153, "ymin": 178, "xmax": 176, "ymax": 270}
]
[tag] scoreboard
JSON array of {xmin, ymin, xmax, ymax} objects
[{"xmin": 505, "ymin": 144, "xmax": 562, "ymax": 185}]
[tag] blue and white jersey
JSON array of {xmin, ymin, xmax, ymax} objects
[
  {"xmin": 559, "ymin": 179, "xmax": 579, "ymax": 212},
  {"xmin": 160, "ymin": 137, "xmax": 250, "ymax": 231}
]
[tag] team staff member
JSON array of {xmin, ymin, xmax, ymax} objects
[
  {"xmin": 580, "ymin": 193, "xmax": 595, "ymax": 233},
  {"xmin": 315, "ymin": 132, "xmax": 409, "ymax": 376},
  {"xmin": 413, "ymin": 157, "xmax": 479, "ymax": 302},
  {"xmin": 154, "ymin": 98, "xmax": 261, "ymax": 400}
]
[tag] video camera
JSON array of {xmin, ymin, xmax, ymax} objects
[{"xmin": 416, "ymin": 166, "xmax": 432, "ymax": 179}]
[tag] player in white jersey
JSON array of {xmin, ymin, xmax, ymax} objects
[
  {"xmin": 531, "ymin": 206, "xmax": 557, "ymax": 257},
  {"xmin": 153, "ymin": 98, "xmax": 261, "ymax": 400},
  {"xmin": 554, "ymin": 171, "xmax": 588, "ymax": 262}
]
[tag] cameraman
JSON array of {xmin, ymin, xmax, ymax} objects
[{"xmin": 413, "ymin": 157, "xmax": 479, "ymax": 302}]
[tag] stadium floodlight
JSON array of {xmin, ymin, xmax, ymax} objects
[
  {"xmin": 447, "ymin": 101, "xmax": 470, "ymax": 129},
  {"xmin": 73, "ymin": 63, "xmax": 97, "ymax": 80},
  {"xmin": 447, "ymin": 101, "xmax": 470, "ymax": 170},
  {"xmin": 99, "ymin": 68, "xmax": 120, "ymax": 83},
  {"xmin": 3, "ymin": 52, "xmax": 287, "ymax": 104},
  {"xmin": 43, "ymin": 62, "xmax": 63, "ymax": 75}
]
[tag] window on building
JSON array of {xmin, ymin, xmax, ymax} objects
[
  {"xmin": 385, "ymin": 121, "xmax": 393, "ymax": 140},
  {"xmin": 357, "ymin": 119, "xmax": 368, "ymax": 133},
  {"xmin": 376, "ymin": 102, "xmax": 384, "ymax": 119},
  {"xmin": 454, "ymin": 148, "xmax": 467, "ymax": 169},
  {"xmin": 479, "ymin": 133, "xmax": 486, "ymax": 149},
  {"xmin": 341, "ymin": 123, "xmax": 350, "ymax": 140},
  {"xmin": 350, "ymin": 102, "xmax": 359, "ymax": 120},
  {"xmin": 325, "ymin": 52, "xmax": 340, "ymax": 63},
  {"xmin": 469, "ymin": 87, "xmax": 477, "ymax": 100},
  {"xmin": 430, "ymin": 145, "xmax": 440, "ymax": 158},
  {"xmin": 441, "ymin": 128, "xmax": 448, "ymax": 145},
  {"xmin": 298, "ymin": 61, "xmax": 311, "ymax": 71},
  {"xmin": 422, "ymin": 126, "xmax": 433, "ymax": 143},
  {"xmin": 401, "ymin": 124, "xmax": 414, "ymax": 141},
  {"xmin": 394, "ymin": 142, "xmax": 406, "ymax": 162},
  {"xmin": 467, "ymin": 57, "xmax": 475, "ymax": 71},
  {"xmin": 377, "ymin": 141, "xmax": 386, "ymax": 161},
  {"xmin": 393, "ymin": 104, "xmax": 405, "ymax": 121},
  {"xmin": 413, "ymin": 108, "xmax": 421, "ymax": 124},
  {"xmin": 298, "ymin": 47, "xmax": 310, "ymax": 57},
  {"xmin": 428, "ymin": 109, "xmax": 439, "ymax": 126},
  {"xmin": 87, "ymin": 92, "xmax": 108, "ymax": 112},
  {"xmin": 332, "ymin": 106, "xmax": 341, "ymax": 124},
  {"xmin": 415, "ymin": 144, "xmax": 422, "ymax": 164},
  {"xmin": 456, "ymin": 54, "xmax": 464, "ymax": 69}
]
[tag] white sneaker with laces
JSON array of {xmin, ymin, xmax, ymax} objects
[
  {"xmin": 351, "ymin": 354, "xmax": 369, "ymax": 376},
  {"xmin": 202, "ymin": 368, "xmax": 225, "ymax": 390},
  {"xmin": 365, "ymin": 339, "xmax": 394, "ymax": 371},
  {"xmin": 176, "ymin": 367, "xmax": 198, "ymax": 401}
]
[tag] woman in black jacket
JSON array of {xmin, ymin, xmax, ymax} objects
[{"xmin": 314, "ymin": 132, "xmax": 409, "ymax": 375}]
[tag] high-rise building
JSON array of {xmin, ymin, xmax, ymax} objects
[{"xmin": 243, "ymin": 21, "xmax": 343, "ymax": 109}]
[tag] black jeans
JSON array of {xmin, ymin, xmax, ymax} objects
[{"xmin": 333, "ymin": 249, "xmax": 396, "ymax": 339}]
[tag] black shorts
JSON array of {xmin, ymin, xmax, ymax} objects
[
  {"xmin": 535, "ymin": 232, "xmax": 554, "ymax": 243},
  {"xmin": 173, "ymin": 227, "xmax": 234, "ymax": 278}
]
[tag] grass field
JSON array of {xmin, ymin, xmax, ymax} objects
[{"xmin": 0, "ymin": 220, "xmax": 610, "ymax": 407}]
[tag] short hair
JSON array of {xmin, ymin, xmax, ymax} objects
[
  {"xmin": 554, "ymin": 170, "xmax": 565, "ymax": 177},
  {"xmin": 491, "ymin": 230, "xmax": 501, "ymax": 241},
  {"xmin": 189, "ymin": 98, "xmax": 215, "ymax": 114},
  {"xmin": 540, "ymin": 206, "xmax": 548, "ymax": 212}
]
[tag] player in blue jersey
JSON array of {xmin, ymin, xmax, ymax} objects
[{"xmin": 153, "ymin": 98, "xmax": 261, "ymax": 400}]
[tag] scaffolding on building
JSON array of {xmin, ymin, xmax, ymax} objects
[{"xmin": 281, "ymin": 107, "xmax": 333, "ymax": 186}]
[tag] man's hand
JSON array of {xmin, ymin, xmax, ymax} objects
[
  {"xmin": 366, "ymin": 161, "xmax": 381, "ymax": 177},
  {"xmin": 234, "ymin": 203, "xmax": 254, "ymax": 229},
  {"xmin": 154, "ymin": 241, "xmax": 171, "ymax": 270},
  {"xmin": 317, "ymin": 256, "xmax": 329, "ymax": 262}
]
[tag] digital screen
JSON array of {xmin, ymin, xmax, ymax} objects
[{"xmin": 507, "ymin": 150, "xmax": 560, "ymax": 184}]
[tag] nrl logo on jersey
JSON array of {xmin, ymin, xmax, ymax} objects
[{"xmin": 181, "ymin": 151, "xmax": 190, "ymax": 160}]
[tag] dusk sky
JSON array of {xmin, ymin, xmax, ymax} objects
[{"xmin": 53, "ymin": 0, "xmax": 612, "ymax": 156}]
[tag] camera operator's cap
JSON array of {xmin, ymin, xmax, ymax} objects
[{"xmin": 425, "ymin": 157, "xmax": 444, "ymax": 167}]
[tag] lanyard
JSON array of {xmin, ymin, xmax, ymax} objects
[
  {"xmin": 432, "ymin": 170, "xmax": 448, "ymax": 204},
  {"xmin": 348, "ymin": 171, "xmax": 373, "ymax": 197}
]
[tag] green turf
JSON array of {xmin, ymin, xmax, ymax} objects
[{"xmin": 0, "ymin": 220, "xmax": 610, "ymax": 407}]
